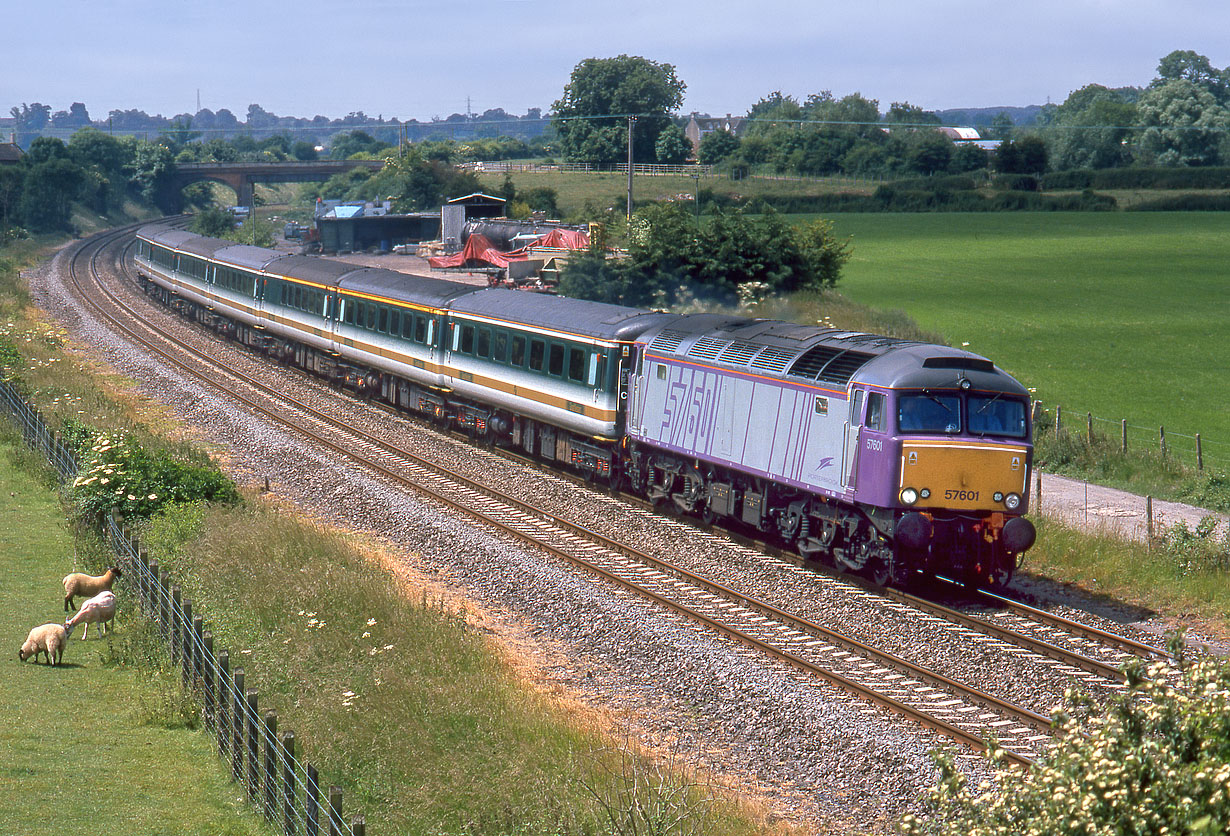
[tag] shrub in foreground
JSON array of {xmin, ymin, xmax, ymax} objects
[{"xmin": 903, "ymin": 641, "xmax": 1230, "ymax": 836}]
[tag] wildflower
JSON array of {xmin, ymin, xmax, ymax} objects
[
  {"xmin": 383, "ymin": 644, "xmax": 393, "ymax": 651},
  {"xmin": 362, "ymin": 631, "xmax": 371, "ymax": 638},
  {"xmin": 126, "ymin": 495, "xmax": 136, "ymax": 501},
  {"xmin": 342, "ymin": 690, "xmax": 355, "ymax": 697},
  {"xmin": 147, "ymin": 494, "xmax": 157, "ymax": 500},
  {"xmin": 100, "ymin": 478, "xmax": 110, "ymax": 485},
  {"xmin": 366, "ymin": 618, "xmax": 377, "ymax": 626}
]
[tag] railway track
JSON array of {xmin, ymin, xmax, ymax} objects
[{"xmin": 64, "ymin": 226, "xmax": 1160, "ymax": 768}]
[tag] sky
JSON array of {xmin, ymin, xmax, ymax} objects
[{"xmin": 4, "ymin": 0, "xmax": 1229, "ymax": 124}]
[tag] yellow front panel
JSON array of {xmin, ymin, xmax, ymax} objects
[{"xmin": 900, "ymin": 441, "xmax": 1029, "ymax": 511}]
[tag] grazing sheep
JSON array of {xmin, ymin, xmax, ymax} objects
[
  {"xmin": 62, "ymin": 566, "xmax": 121, "ymax": 612},
  {"xmin": 20, "ymin": 623, "xmax": 68, "ymax": 665},
  {"xmin": 65, "ymin": 590, "xmax": 117, "ymax": 640}
]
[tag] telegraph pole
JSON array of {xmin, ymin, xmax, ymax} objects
[{"xmin": 626, "ymin": 115, "xmax": 637, "ymax": 219}]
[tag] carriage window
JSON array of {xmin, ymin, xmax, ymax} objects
[
  {"xmin": 343, "ymin": 300, "xmax": 353, "ymax": 324},
  {"xmin": 866, "ymin": 392, "xmax": 885, "ymax": 431},
  {"xmin": 548, "ymin": 344, "xmax": 565, "ymax": 377},
  {"xmin": 378, "ymin": 308, "xmax": 389, "ymax": 333},
  {"xmin": 389, "ymin": 310, "xmax": 400, "ymax": 334},
  {"xmin": 477, "ymin": 328, "xmax": 491, "ymax": 358},
  {"xmin": 460, "ymin": 325, "xmax": 475, "ymax": 354},
  {"xmin": 511, "ymin": 336, "xmax": 526, "ymax": 366},
  {"xmin": 402, "ymin": 314, "xmax": 414, "ymax": 339},
  {"xmin": 529, "ymin": 339, "xmax": 545, "ymax": 371},
  {"xmin": 587, "ymin": 353, "xmax": 599, "ymax": 386},
  {"xmin": 568, "ymin": 348, "xmax": 586, "ymax": 382},
  {"xmin": 493, "ymin": 332, "xmax": 508, "ymax": 363}
]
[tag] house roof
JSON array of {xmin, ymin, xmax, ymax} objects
[
  {"xmin": 446, "ymin": 193, "xmax": 506, "ymax": 204},
  {"xmin": 0, "ymin": 143, "xmax": 24, "ymax": 164}
]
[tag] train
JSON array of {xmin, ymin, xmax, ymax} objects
[{"xmin": 133, "ymin": 223, "xmax": 1036, "ymax": 588}]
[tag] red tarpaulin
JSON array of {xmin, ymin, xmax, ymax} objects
[{"xmin": 428, "ymin": 228, "xmax": 590, "ymax": 270}]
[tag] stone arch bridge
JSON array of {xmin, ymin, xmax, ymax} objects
[{"xmin": 171, "ymin": 160, "xmax": 387, "ymax": 206}]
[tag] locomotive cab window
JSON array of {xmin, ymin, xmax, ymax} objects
[
  {"xmin": 969, "ymin": 395, "xmax": 1028, "ymax": 438},
  {"xmin": 898, "ymin": 393, "xmax": 961, "ymax": 434},
  {"xmin": 865, "ymin": 392, "xmax": 886, "ymax": 431}
]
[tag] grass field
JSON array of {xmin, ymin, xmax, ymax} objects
[
  {"xmin": 823, "ymin": 212, "xmax": 1230, "ymax": 469},
  {"xmin": 0, "ymin": 433, "xmax": 272, "ymax": 836}
]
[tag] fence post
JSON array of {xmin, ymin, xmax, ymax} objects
[
  {"xmin": 264, "ymin": 710, "xmax": 278, "ymax": 820},
  {"xmin": 191, "ymin": 615, "xmax": 204, "ymax": 689},
  {"xmin": 1035, "ymin": 468, "xmax": 1042, "ymax": 514},
  {"xmin": 157, "ymin": 567, "xmax": 168, "ymax": 638},
  {"xmin": 231, "ymin": 669, "xmax": 245, "ymax": 782},
  {"xmin": 351, "ymin": 817, "xmax": 365, "ymax": 836},
  {"xmin": 1146, "ymin": 496, "xmax": 1154, "ymax": 544},
  {"xmin": 247, "ymin": 690, "xmax": 260, "ymax": 801},
  {"xmin": 1055, "ymin": 405, "xmax": 1062, "ymax": 436},
  {"xmin": 1122, "ymin": 419, "xmax": 1128, "ymax": 455},
  {"xmin": 282, "ymin": 731, "xmax": 297, "ymax": 836},
  {"xmin": 328, "ymin": 786, "xmax": 343, "ymax": 836},
  {"xmin": 217, "ymin": 650, "xmax": 231, "ymax": 760},
  {"xmin": 179, "ymin": 598, "xmax": 192, "ymax": 686},
  {"xmin": 138, "ymin": 546, "xmax": 150, "ymax": 611},
  {"xmin": 1196, "ymin": 434, "xmax": 1203, "ymax": 471},
  {"xmin": 1160, "ymin": 426, "xmax": 1167, "ymax": 458},
  {"xmin": 305, "ymin": 763, "xmax": 321, "ymax": 836},
  {"xmin": 202, "ymin": 631, "xmax": 215, "ymax": 730},
  {"xmin": 1086, "ymin": 412, "xmax": 1093, "ymax": 444}
]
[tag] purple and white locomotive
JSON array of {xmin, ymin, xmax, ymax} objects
[
  {"xmin": 134, "ymin": 224, "xmax": 1036, "ymax": 587},
  {"xmin": 625, "ymin": 314, "xmax": 1036, "ymax": 586}
]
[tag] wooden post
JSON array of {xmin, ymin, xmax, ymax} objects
[
  {"xmin": 1121, "ymin": 419, "xmax": 1127, "ymax": 455},
  {"xmin": 305, "ymin": 763, "xmax": 320, "ymax": 836},
  {"xmin": 171, "ymin": 586, "xmax": 182, "ymax": 659},
  {"xmin": 1031, "ymin": 400, "xmax": 1042, "ymax": 424},
  {"xmin": 1034, "ymin": 468, "xmax": 1042, "ymax": 514},
  {"xmin": 1160, "ymin": 426, "xmax": 1167, "ymax": 458},
  {"xmin": 179, "ymin": 598, "xmax": 192, "ymax": 686},
  {"xmin": 191, "ymin": 616, "xmax": 204, "ymax": 689},
  {"xmin": 1086, "ymin": 412, "xmax": 1093, "ymax": 444},
  {"xmin": 351, "ymin": 817, "xmax": 365, "ymax": 836},
  {"xmin": 231, "ymin": 669, "xmax": 245, "ymax": 782},
  {"xmin": 1196, "ymin": 434, "xmax": 1203, "ymax": 471},
  {"xmin": 202, "ymin": 631, "xmax": 215, "ymax": 730},
  {"xmin": 282, "ymin": 731, "xmax": 296, "ymax": 836},
  {"xmin": 217, "ymin": 650, "xmax": 230, "ymax": 760},
  {"xmin": 246, "ymin": 690, "xmax": 260, "ymax": 801},
  {"xmin": 328, "ymin": 786, "xmax": 343, "ymax": 836},
  {"xmin": 1055, "ymin": 404, "xmax": 1062, "ymax": 436},
  {"xmin": 138, "ymin": 547, "xmax": 150, "ymax": 611},
  {"xmin": 1146, "ymin": 496, "xmax": 1154, "ymax": 544},
  {"xmin": 264, "ymin": 710, "xmax": 278, "ymax": 820},
  {"xmin": 149, "ymin": 561, "xmax": 162, "ymax": 632}
]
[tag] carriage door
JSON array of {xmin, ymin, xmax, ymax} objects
[
  {"xmin": 841, "ymin": 389, "xmax": 865, "ymax": 488},
  {"xmin": 328, "ymin": 292, "xmax": 342, "ymax": 355}
]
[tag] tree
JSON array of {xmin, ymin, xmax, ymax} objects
[
  {"xmin": 1043, "ymin": 85, "xmax": 1138, "ymax": 169},
  {"xmin": 329, "ymin": 130, "xmax": 389, "ymax": 160},
  {"xmin": 291, "ymin": 141, "xmax": 318, "ymax": 161},
  {"xmin": 552, "ymin": 55, "xmax": 686, "ymax": 165},
  {"xmin": 126, "ymin": 140, "xmax": 178, "ymax": 212},
  {"xmin": 904, "ymin": 132, "xmax": 955, "ymax": 174},
  {"xmin": 698, "ymin": 129, "xmax": 739, "ymax": 165},
  {"xmin": 1154, "ymin": 49, "xmax": 1229, "ymax": 103},
  {"xmin": 995, "ymin": 136, "xmax": 1048, "ymax": 174},
  {"xmin": 1135, "ymin": 79, "xmax": 1230, "ymax": 166},
  {"xmin": 884, "ymin": 102, "xmax": 942, "ymax": 128},
  {"xmin": 20, "ymin": 159, "xmax": 85, "ymax": 232},
  {"xmin": 988, "ymin": 112, "xmax": 1015, "ymax": 141},
  {"xmin": 903, "ymin": 645, "xmax": 1230, "ymax": 836},
  {"xmin": 191, "ymin": 205, "xmax": 236, "ymax": 238},
  {"xmin": 0, "ymin": 167, "xmax": 24, "ymax": 230},
  {"xmin": 654, "ymin": 123, "xmax": 693, "ymax": 164},
  {"xmin": 25, "ymin": 136, "xmax": 69, "ymax": 165}
]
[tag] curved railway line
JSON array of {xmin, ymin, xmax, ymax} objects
[{"xmin": 63, "ymin": 225, "xmax": 1173, "ymax": 771}]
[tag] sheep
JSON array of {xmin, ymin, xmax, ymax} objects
[
  {"xmin": 20, "ymin": 623, "xmax": 68, "ymax": 665},
  {"xmin": 62, "ymin": 565, "xmax": 121, "ymax": 612},
  {"xmin": 64, "ymin": 590, "xmax": 116, "ymax": 640}
]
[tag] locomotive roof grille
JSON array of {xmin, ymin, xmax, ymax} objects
[
  {"xmin": 687, "ymin": 336, "xmax": 729, "ymax": 360},
  {"xmin": 649, "ymin": 329, "xmax": 689, "ymax": 353},
  {"xmin": 923, "ymin": 356, "xmax": 995, "ymax": 372},
  {"xmin": 788, "ymin": 344, "xmax": 876, "ymax": 385},
  {"xmin": 750, "ymin": 345, "xmax": 797, "ymax": 373},
  {"xmin": 719, "ymin": 341, "xmax": 761, "ymax": 365}
]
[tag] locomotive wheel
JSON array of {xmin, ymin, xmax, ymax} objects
[{"xmin": 700, "ymin": 504, "xmax": 718, "ymax": 526}]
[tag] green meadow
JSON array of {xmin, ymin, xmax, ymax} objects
[{"xmin": 825, "ymin": 212, "xmax": 1230, "ymax": 466}]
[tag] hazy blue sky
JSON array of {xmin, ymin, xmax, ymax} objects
[{"xmin": 5, "ymin": 0, "xmax": 1228, "ymax": 122}]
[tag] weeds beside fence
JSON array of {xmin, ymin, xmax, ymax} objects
[
  {"xmin": 0, "ymin": 378, "xmax": 365, "ymax": 836},
  {"xmin": 1035, "ymin": 401, "xmax": 1228, "ymax": 473}
]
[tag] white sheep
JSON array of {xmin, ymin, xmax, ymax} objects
[
  {"xmin": 64, "ymin": 590, "xmax": 117, "ymax": 640},
  {"xmin": 62, "ymin": 565, "xmax": 122, "ymax": 612},
  {"xmin": 20, "ymin": 623, "xmax": 68, "ymax": 665}
]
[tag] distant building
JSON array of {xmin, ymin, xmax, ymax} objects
[
  {"xmin": 684, "ymin": 113, "xmax": 747, "ymax": 155},
  {"xmin": 937, "ymin": 126, "xmax": 982, "ymax": 142},
  {"xmin": 0, "ymin": 138, "xmax": 23, "ymax": 166}
]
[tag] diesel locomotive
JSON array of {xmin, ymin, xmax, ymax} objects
[{"xmin": 134, "ymin": 223, "xmax": 1036, "ymax": 587}]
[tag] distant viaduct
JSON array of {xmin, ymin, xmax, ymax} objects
[{"xmin": 170, "ymin": 159, "xmax": 387, "ymax": 207}]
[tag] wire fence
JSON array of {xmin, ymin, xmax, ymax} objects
[
  {"xmin": 0, "ymin": 378, "xmax": 366, "ymax": 836},
  {"xmin": 1037, "ymin": 400, "xmax": 1228, "ymax": 473}
]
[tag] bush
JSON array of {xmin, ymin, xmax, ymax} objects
[
  {"xmin": 1128, "ymin": 193, "xmax": 1230, "ymax": 211},
  {"xmin": 992, "ymin": 174, "xmax": 1039, "ymax": 192},
  {"xmin": 904, "ymin": 644, "xmax": 1230, "ymax": 836},
  {"xmin": 71, "ymin": 430, "xmax": 240, "ymax": 522}
]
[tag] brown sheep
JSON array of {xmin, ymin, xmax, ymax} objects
[
  {"xmin": 62, "ymin": 566, "xmax": 121, "ymax": 612},
  {"xmin": 20, "ymin": 623, "xmax": 68, "ymax": 665}
]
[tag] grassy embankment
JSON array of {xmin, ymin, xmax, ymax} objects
[{"xmin": 1, "ymin": 242, "xmax": 777, "ymax": 835}]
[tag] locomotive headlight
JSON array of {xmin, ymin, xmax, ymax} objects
[
  {"xmin": 993, "ymin": 491, "xmax": 1004, "ymax": 503},
  {"xmin": 1004, "ymin": 492, "xmax": 1022, "ymax": 511},
  {"xmin": 919, "ymin": 488, "xmax": 931, "ymax": 499},
  {"xmin": 900, "ymin": 487, "xmax": 919, "ymax": 505}
]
